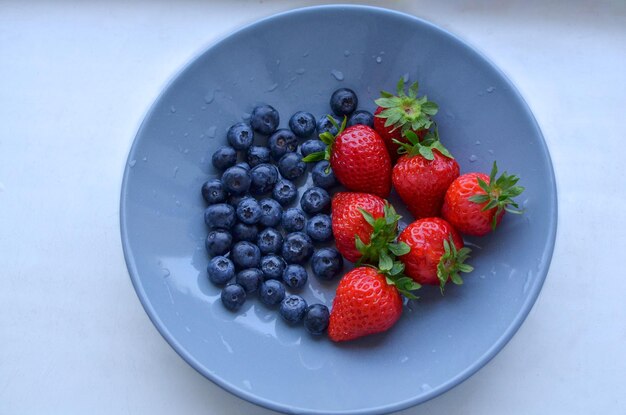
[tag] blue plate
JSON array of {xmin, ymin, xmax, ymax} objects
[{"xmin": 120, "ymin": 5, "xmax": 557, "ymax": 414}]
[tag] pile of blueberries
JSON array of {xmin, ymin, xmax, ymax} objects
[{"xmin": 202, "ymin": 88, "xmax": 374, "ymax": 336}]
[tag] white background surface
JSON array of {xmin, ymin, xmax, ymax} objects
[{"xmin": 1, "ymin": 1, "xmax": 625, "ymax": 414}]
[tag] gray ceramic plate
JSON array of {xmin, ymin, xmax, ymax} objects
[{"xmin": 120, "ymin": 5, "xmax": 557, "ymax": 414}]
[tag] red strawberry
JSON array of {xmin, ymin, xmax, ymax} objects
[
  {"xmin": 392, "ymin": 130, "xmax": 460, "ymax": 219},
  {"xmin": 442, "ymin": 162, "xmax": 525, "ymax": 236},
  {"xmin": 398, "ymin": 217, "xmax": 473, "ymax": 291},
  {"xmin": 331, "ymin": 192, "xmax": 386, "ymax": 263},
  {"xmin": 328, "ymin": 267, "xmax": 403, "ymax": 342},
  {"xmin": 303, "ymin": 118, "xmax": 391, "ymax": 198},
  {"xmin": 374, "ymin": 78, "xmax": 438, "ymax": 161}
]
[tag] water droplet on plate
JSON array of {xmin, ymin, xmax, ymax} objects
[
  {"xmin": 162, "ymin": 268, "xmax": 170, "ymax": 278},
  {"xmin": 469, "ymin": 155, "xmax": 478, "ymax": 162},
  {"xmin": 142, "ymin": 157, "xmax": 147, "ymax": 162},
  {"xmin": 330, "ymin": 70, "xmax": 344, "ymax": 81},
  {"xmin": 276, "ymin": 59, "xmax": 280, "ymax": 66},
  {"xmin": 183, "ymin": 132, "xmax": 189, "ymax": 137},
  {"xmin": 487, "ymin": 86, "xmax": 496, "ymax": 93},
  {"xmin": 128, "ymin": 159, "xmax": 136, "ymax": 167},
  {"xmin": 175, "ymin": 200, "xmax": 181, "ymax": 206},
  {"xmin": 475, "ymin": 140, "xmax": 481, "ymax": 145},
  {"xmin": 295, "ymin": 68, "xmax": 305, "ymax": 75},
  {"xmin": 343, "ymin": 50, "xmax": 351, "ymax": 57},
  {"xmin": 204, "ymin": 91, "xmax": 215, "ymax": 104},
  {"xmin": 267, "ymin": 83, "xmax": 279, "ymax": 92},
  {"xmin": 421, "ymin": 383, "xmax": 432, "ymax": 391},
  {"xmin": 173, "ymin": 166, "xmax": 179, "ymax": 177},
  {"xmin": 403, "ymin": 73, "xmax": 410, "ymax": 82},
  {"xmin": 375, "ymin": 56, "xmax": 382, "ymax": 63},
  {"xmin": 302, "ymin": 51, "xmax": 309, "ymax": 57},
  {"xmin": 207, "ymin": 126, "xmax": 217, "ymax": 139},
  {"xmin": 170, "ymin": 105, "xmax": 176, "ymax": 113}
]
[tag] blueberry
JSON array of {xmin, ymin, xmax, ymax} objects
[
  {"xmin": 221, "ymin": 283, "xmax": 246, "ymax": 311},
  {"xmin": 289, "ymin": 111, "xmax": 316, "ymax": 138},
  {"xmin": 300, "ymin": 187, "xmax": 331, "ymax": 214},
  {"xmin": 258, "ymin": 198, "xmax": 283, "ymax": 227},
  {"xmin": 246, "ymin": 146, "xmax": 271, "ymax": 167},
  {"xmin": 226, "ymin": 122, "xmax": 254, "ymax": 150},
  {"xmin": 207, "ymin": 256, "xmax": 235, "ymax": 285},
  {"xmin": 250, "ymin": 104, "xmax": 279, "ymax": 135},
  {"xmin": 317, "ymin": 114, "xmax": 340, "ymax": 136},
  {"xmin": 259, "ymin": 279, "xmax": 286, "ymax": 306},
  {"xmin": 268, "ymin": 129, "xmax": 298, "ymax": 161},
  {"xmin": 260, "ymin": 254, "xmax": 287, "ymax": 280},
  {"xmin": 201, "ymin": 179, "xmax": 227, "ymax": 205},
  {"xmin": 204, "ymin": 203, "xmax": 236, "ymax": 229},
  {"xmin": 236, "ymin": 197, "xmax": 262, "ymax": 225},
  {"xmin": 211, "ymin": 146, "xmax": 237, "ymax": 171},
  {"xmin": 205, "ymin": 229, "xmax": 233, "ymax": 256},
  {"xmin": 347, "ymin": 110, "xmax": 375, "ymax": 128},
  {"xmin": 304, "ymin": 304, "xmax": 330, "ymax": 335},
  {"xmin": 330, "ymin": 88, "xmax": 358, "ymax": 117},
  {"xmin": 281, "ymin": 232, "xmax": 314, "ymax": 264},
  {"xmin": 300, "ymin": 139, "xmax": 327, "ymax": 158},
  {"xmin": 235, "ymin": 161, "xmax": 250, "ymax": 171},
  {"xmin": 282, "ymin": 264, "xmax": 308, "ymax": 290},
  {"xmin": 221, "ymin": 166, "xmax": 251, "ymax": 195},
  {"xmin": 257, "ymin": 227, "xmax": 283, "ymax": 255},
  {"xmin": 249, "ymin": 163, "xmax": 279, "ymax": 195},
  {"xmin": 311, "ymin": 160, "xmax": 337, "ymax": 189},
  {"xmin": 235, "ymin": 268, "xmax": 263, "ymax": 293},
  {"xmin": 305, "ymin": 214, "xmax": 333, "ymax": 242},
  {"xmin": 281, "ymin": 208, "xmax": 306, "ymax": 232},
  {"xmin": 272, "ymin": 179, "xmax": 298, "ymax": 206},
  {"xmin": 231, "ymin": 241, "xmax": 261, "ymax": 269},
  {"xmin": 232, "ymin": 222, "xmax": 259, "ymax": 242},
  {"xmin": 227, "ymin": 193, "xmax": 245, "ymax": 207},
  {"xmin": 279, "ymin": 295, "xmax": 307, "ymax": 324},
  {"xmin": 278, "ymin": 152, "xmax": 306, "ymax": 180},
  {"xmin": 311, "ymin": 248, "xmax": 344, "ymax": 280}
]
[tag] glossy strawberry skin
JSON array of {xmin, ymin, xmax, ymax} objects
[
  {"xmin": 331, "ymin": 192, "xmax": 386, "ymax": 263},
  {"xmin": 330, "ymin": 124, "xmax": 391, "ymax": 198},
  {"xmin": 442, "ymin": 173, "xmax": 504, "ymax": 236},
  {"xmin": 374, "ymin": 106, "xmax": 427, "ymax": 162},
  {"xmin": 398, "ymin": 217, "xmax": 464, "ymax": 285},
  {"xmin": 328, "ymin": 267, "xmax": 403, "ymax": 342},
  {"xmin": 393, "ymin": 151, "xmax": 460, "ymax": 219}
]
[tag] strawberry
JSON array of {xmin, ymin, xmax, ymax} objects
[
  {"xmin": 303, "ymin": 118, "xmax": 391, "ymax": 198},
  {"xmin": 328, "ymin": 265, "xmax": 421, "ymax": 342},
  {"xmin": 374, "ymin": 78, "xmax": 438, "ymax": 161},
  {"xmin": 398, "ymin": 217, "xmax": 473, "ymax": 292},
  {"xmin": 331, "ymin": 192, "xmax": 385, "ymax": 263},
  {"xmin": 442, "ymin": 162, "xmax": 525, "ymax": 236},
  {"xmin": 392, "ymin": 130, "xmax": 460, "ymax": 219}
]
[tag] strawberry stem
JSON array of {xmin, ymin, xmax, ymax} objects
[
  {"xmin": 375, "ymin": 77, "xmax": 439, "ymax": 136},
  {"xmin": 468, "ymin": 161, "xmax": 525, "ymax": 230},
  {"xmin": 392, "ymin": 127, "xmax": 453, "ymax": 160},
  {"xmin": 301, "ymin": 115, "xmax": 347, "ymax": 164},
  {"xmin": 355, "ymin": 203, "xmax": 421, "ymax": 299},
  {"xmin": 436, "ymin": 235, "xmax": 474, "ymax": 294}
]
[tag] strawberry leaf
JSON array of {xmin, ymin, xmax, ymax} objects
[
  {"xmin": 374, "ymin": 76, "xmax": 439, "ymax": 138},
  {"xmin": 436, "ymin": 236, "xmax": 474, "ymax": 294},
  {"xmin": 379, "ymin": 251, "xmax": 393, "ymax": 272},
  {"xmin": 302, "ymin": 152, "xmax": 326, "ymax": 163},
  {"xmin": 469, "ymin": 161, "xmax": 526, "ymax": 230},
  {"xmin": 388, "ymin": 242, "xmax": 410, "ymax": 256}
]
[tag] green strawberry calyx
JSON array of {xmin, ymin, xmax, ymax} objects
[
  {"xmin": 468, "ymin": 161, "xmax": 526, "ymax": 230},
  {"xmin": 437, "ymin": 236, "xmax": 474, "ymax": 294},
  {"xmin": 375, "ymin": 77, "xmax": 439, "ymax": 135},
  {"xmin": 355, "ymin": 203, "xmax": 421, "ymax": 299},
  {"xmin": 393, "ymin": 128, "xmax": 453, "ymax": 160},
  {"xmin": 301, "ymin": 116, "xmax": 347, "ymax": 164}
]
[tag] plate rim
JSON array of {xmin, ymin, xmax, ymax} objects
[{"xmin": 119, "ymin": 4, "xmax": 558, "ymax": 414}]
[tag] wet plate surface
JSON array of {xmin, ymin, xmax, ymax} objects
[{"xmin": 120, "ymin": 5, "xmax": 557, "ymax": 414}]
